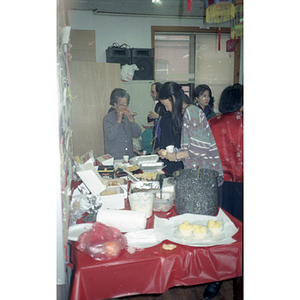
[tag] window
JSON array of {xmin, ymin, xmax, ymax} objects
[{"xmin": 152, "ymin": 27, "xmax": 237, "ymax": 113}]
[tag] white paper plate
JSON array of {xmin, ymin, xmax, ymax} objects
[
  {"xmin": 68, "ymin": 223, "xmax": 93, "ymax": 241},
  {"xmin": 154, "ymin": 209, "xmax": 239, "ymax": 247}
]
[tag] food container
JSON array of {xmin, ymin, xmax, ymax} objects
[
  {"xmin": 96, "ymin": 154, "xmax": 114, "ymax": 166},
  {"xmin": 139, "ymin": 162, "xmax": 164, "ymax": 173},
  {"xmin": 130, "ymin": 154, "xmax": 159, "ymax": 165},
  {"xmin": 128, "ymin": 192, "xmax": 154, "ymax": 218},
  {"xmin": 129, "ymin": 181, "xmax": 160, "ymax": 194},
  {"xmin": 100, "ymin": 186, "xmax": 125, "ymax": 210},
  {"xmin": 152, "ymin": 191, "xmax": 175, "ymax": 212},
  {"xmin": 98, "ymin": 165, "xmax": 115, "ymax": 179}
]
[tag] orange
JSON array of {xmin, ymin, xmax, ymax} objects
[{"xmin": 104, "ymin": 240, "xmax": 120, "ymax": 257}]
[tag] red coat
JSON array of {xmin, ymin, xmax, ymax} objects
[{"xmin": 209, "ymin": 111, "xmax": 243, "ymax": 182}]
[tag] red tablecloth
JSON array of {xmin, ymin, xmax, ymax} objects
[{"xmin": 69, "ymin": 206, "xmax": 243, "ymax": 300}]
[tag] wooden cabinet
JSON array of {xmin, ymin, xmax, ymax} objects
[{"xmin": 69, "ymin": 61, "xmax": 121, "ymax": 157}]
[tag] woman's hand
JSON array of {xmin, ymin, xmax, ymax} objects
[
  {"xmin": 123, "ymin": 109, "xmax": 134, "ymax": 122},
  {"xmin": 117, "ymin": 111, "xmax": 123, "ymax": 123},
  {"xmin": 158, "ymin": 149, "xmax": 167, "ymax": 159},
  {"xmin": 159, "ymin": 149, "xmax": 176, "ymax": 161},
  {"xmin": 148, "ymin": 110, "xmax": 159, "ymax": 120}
]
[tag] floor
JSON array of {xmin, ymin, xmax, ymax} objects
[{"xmin": 105, "ymin": 278, "xmax": 242, "ymax": 300}]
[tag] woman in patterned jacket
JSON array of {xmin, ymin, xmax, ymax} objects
[{"xmin": 158, "ymin": 82, "xmax": 223, "ymax": 181}]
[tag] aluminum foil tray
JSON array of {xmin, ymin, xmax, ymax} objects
[
  {"xmin": 140, "ymin": 162, "xmax": 164, "ymax": 173},
  {"xmin": 130, "ymin": 155, "xmax": 159, "ymax": 165},
  {"xmin": 129, "ymin": 181, "xmax": 160, "ymax": 194}
]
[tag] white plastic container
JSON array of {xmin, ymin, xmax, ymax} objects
[
  {"xmin": 129, "ymin": 192, "xmax": 154, "ymax": 218},
  {"xmin": 139, "ymin": 162, "xmax": 164, "ymax": 173},
  {"xmin": 152, "ymin": 191, "xmax": 175, "ymax": 212}
]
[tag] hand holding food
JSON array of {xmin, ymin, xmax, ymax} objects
[
  {"xmin": 148, "ymin": 110, "xmax": 159, "ymax": 119},
  {"xmin": 159, "ymin": 149, "xmax": 167, "ymax": 159}
]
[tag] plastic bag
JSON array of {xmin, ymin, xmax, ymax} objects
[
  {"xmin": 77, "ymin": 222, "xmax": 127, "ymax": 261},
  {"xmin": 121, "ymin": 64, "xmax": 139, "ymax": 82}
]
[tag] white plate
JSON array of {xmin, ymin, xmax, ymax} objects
[
  {"xmin": 68, "ymin": 223, "xmax": 93, "ymax": 241},
  {"xmin": 154, "ymin": 209, "xmax": 239, "ymax": 247},
  {"xmin": 142, "ymin": 124, "xmax": 155, "ymax": 127},
  {"xmin": 125, "ymin": 229, "xmax": 163, "ymax": 248}
]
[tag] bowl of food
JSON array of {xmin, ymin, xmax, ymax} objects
[{"xmin": 128, "ymin": 192, "xmax": 154, "ymax": 218}]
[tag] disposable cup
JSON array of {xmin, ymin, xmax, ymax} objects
[{"xmin": 166, "ymin": 145, "xmax": 175, "ymax": 153}]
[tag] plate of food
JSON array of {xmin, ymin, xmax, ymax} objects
[
  {"xmin": 131, "ymin": 111, "xmax": 138, "ymax": 116},
  {"xmin": 154, "ymin": 209, "xmax": 239, "ymax": 247},
  {"xmin": 142, "ymin": 124, "xmax": 155, "ymax": 127},
  {"xmin": 115, "ymin": 164, "xmax": 140, "ymax": 177}
]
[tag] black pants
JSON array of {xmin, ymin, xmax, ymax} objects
[{"xmin": 220, "ymin": 181, "xmax": 243, "ymax": 222}]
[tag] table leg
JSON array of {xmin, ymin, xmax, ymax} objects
[{"xmin": 233, "ymin": 276, "xmax": 243, "ymax": 300}]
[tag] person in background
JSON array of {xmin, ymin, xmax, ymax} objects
[
  {"xmin": 147, "ymin": 82, "xmax": 167, "ymax": 152},
  {"xmin": 198, "ymin": 84, "xmax": 243, "ymax": 300},
  {"xmin": 209, "ymin": 83, "xmax": 243, "ymax": 222},
  {"xmin": 141, "ymin": 122, "xmax": 154, "ymax": 155},
  {"xmin": 103, "ymin": 88, "xmax": 142, "ymax": 159},
  {"xmin": 193, "ymin": 84, "xmax": 216, "ymax": 120}
]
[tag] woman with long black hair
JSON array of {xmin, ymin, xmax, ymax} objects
[{"xmin": 158, "ymin": 82, "xmax": 223, "ymax": 179}]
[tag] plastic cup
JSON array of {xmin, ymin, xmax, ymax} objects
[
  {"xmin": 166, "ymin": 145, "xmax": 175, "ymax": 153},
  {"xmin": 123, "ymin": 155, "xmax": 129, "ymax": 163}
]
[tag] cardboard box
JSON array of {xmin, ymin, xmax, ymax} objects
[
  {"xmin": 96, "ymin": 154, "xmax": 114, "ymax": 166},
  {"xmin": 102, "ymin": 177, "xmax": 128, "ymax": 199},
  {"xmin": 98, "ymin": 165, "xmax": 115, "ymax": 179},
  {"xmin": 76, "ymin": 163, "xmax": 106, "ymax": 195},
  {"xmin": 100, "ymin": 186, "xmax": 125, "ymax": 209}
]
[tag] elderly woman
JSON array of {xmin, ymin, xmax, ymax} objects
[{"xmin": 103, "ymin": 88, "xmax": 142, "ymax": 159}]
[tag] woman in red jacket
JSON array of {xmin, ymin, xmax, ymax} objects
[{"xmin": 209, "ymin": 84, "xmax": 243, "ymax": 222}]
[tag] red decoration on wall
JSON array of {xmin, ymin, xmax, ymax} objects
[
  {"xmin": 218, "ymin": 26, "xmax": 221, "ymax": 51},
  {"xmin": 187, "ymin": 0, "xmax": 193, "ymax": 14}
]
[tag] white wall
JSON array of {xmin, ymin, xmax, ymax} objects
[{"xmin": 67, "ymin": 10, "xmax": 231, "ymax": 64}]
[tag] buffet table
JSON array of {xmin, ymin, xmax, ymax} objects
[{"xmin": 69, "ymin": 205, "xmax": 243, "ymax": 300}]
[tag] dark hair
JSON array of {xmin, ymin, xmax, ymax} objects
[
  {"xmin": 110, "ymin": 88, "xmax": 130, "ymax": 106},
  {"xmin": 159, "ymin": 81, "xmax": 193, "ymax": 137},
  {"xmin": 208, "ymin": 97, "xmax": 215, "ymax": 109},
  {"xmin": 152, "ymin": 82, "xmax": 163, "ymax": 96},
  {"xmin": 218, "ymin": 84, "xmax": 243, "ymax": 113},
  {"xmin": 193, "ymin": 84, "xmax": 212, "ymax": 103}
]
